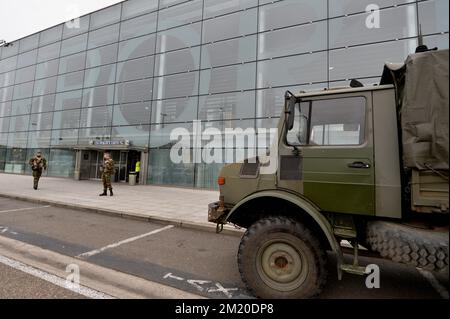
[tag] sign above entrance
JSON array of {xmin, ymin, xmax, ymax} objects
[{"xmin": 89, "ymin": 140, "xmax": 131, "ymax": 146}]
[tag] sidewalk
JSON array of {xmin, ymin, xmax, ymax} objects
[{"xmin": 0, "ymin": 173, "xmax": 237, "ymax": 234}]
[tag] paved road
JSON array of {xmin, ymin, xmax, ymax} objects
[{"xmin": 0, "ymin": 196, "xmax": 447, "ymax": 299}]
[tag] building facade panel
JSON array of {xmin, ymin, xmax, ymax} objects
[{"xmin": 0, "ymin": 0, "xmax": 448, "ymax": 188}]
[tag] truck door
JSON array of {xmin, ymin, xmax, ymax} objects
[{"xmin": 287, "ymin": 93, "xmax": 375, "ymax": 216}]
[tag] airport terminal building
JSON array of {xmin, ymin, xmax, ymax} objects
[{"xmin": 0, "ymin": 0, "xmax": 448, "ymax": 189}]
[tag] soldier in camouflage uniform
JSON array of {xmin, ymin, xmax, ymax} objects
[
  {"xmin": 99, "ymin": 152, "xmax": 115, "ymax": 196},
  {"xmin": 28, "ymin": 151, "xmax": 47, "ymax": 190}
]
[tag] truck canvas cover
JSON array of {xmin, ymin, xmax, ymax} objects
[{"xmin": 381, "ymin": 49, "xmax": 449, "ymax": 170}]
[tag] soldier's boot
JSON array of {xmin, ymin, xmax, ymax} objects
[
  {"xmin": 109, "ymin": 189, "xmax": 113, "ymax": 196},
  {"xmin": 99, "ymin": 189, "xmax": 107, "ymax": 196}
]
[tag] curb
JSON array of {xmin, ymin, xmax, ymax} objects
[
  {"xmin": 0, "ymin": 235, "xmax": 204, "ymax": 299},
  {"xmin": 0, "ymin": 192, "xmax": 244, "ymax": 237}
]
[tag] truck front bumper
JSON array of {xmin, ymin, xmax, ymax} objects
[{"xmin": 208, "ymin": 201, "xmax": 229, "ymax": 223}]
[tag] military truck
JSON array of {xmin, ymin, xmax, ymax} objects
[{"xmin": 208, "ymin": 49, "xmax": 449, "ymax": 298}]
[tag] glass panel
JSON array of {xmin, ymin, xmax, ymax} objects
[
  {"xmin": 122, "ymin": 0, "xmax": 159, "ymax": 19},
  {"xmin": 80, "ymin": 105, "xmax": 113, "ymax": 127},
  {"xmin": 329, "ymin": 39, "xmax": 417, "ymax": 81},
  {"xmin": 424, "ymin": 33, "xmax": 449, "ymax": 50},
  {"xmin": 117, "ymin": 56, "xmax": 154, "ymax": 82},
  {"xmin": 113, "ymin": 101, "xmax": 151, "ymax": 125},
  {"xmin": 61, "ymin": 33, "xmax": 88, "ymax": 56},
  {"xmin": 199, "ymin": 62, "xmax": 256, "ymax": 94},
  {"xmin": 90, "ymin": 4, "xmax": 121, "ymax": 30},
  {"xmin": 329, "ymin": 0, "xmax": 415, "ymax": 17},
  {"xmin": 82, "ymin": 85, "xmax": 115, "ymax": 107},
  {"xmin": 31, "ymin": 94, "xmax": 56, "ymax": 113},
  {"xmin": 330, "ymin": 5, "xmax": 418, "ymax": 49},
  {"xmin": 156, "ymin": 22, "xmax": 202, "ymax": 53},
  {"xmin": 1, "ymin": 44, "xmax": 19, "ymax": 59},
  {"xmin": 0, "ymin": 147, "xmax": 6, "ymax": 171},
  {"xmin": 34, "ymin": 76, "xmax": 58, "ymax": 96},
  {"xmin": 37, "ymin": 42, "xmax": 61, "ymax": 63},
  {"xmin": 161, "ymin": 0, "xmax": 188, "ymax": 7},
  {"xmin": 39, "ymin": 25, "xmax": 63, "ymax": 46},
  {"xmin": 255, "ymin": 84, "xmax": 326, "ymax": 117},
  {"xmin": 0, "ymin": 86, "xmax": 13, "ymax": 102},
  {"xmin": 118, "ymin": 34, "xmax": 156, "ymax": 61},
  {"xmin": 195, "ymin": 162, "xmax": 224, "ymax": 189},
  {"xmin": 78, "ymin": 127, "xmax": 111, "ymax": 144},
  {"xmin": 0, "ymin": 117, "xmax": 10, "ymax": 133},
  {"xmin": 204, "ymin": 0, "xmax": 257, "ymax": 18},
  {"xmin": 52, "ymin": 109, "xmax": 80, "ymax": 129},
  {"xmin": 4, "ymin": 147, "xmax": 27, "ymax": 173},
  {"xmin": 153, "ymin": 72, "xmax": 198, "ymax": 100},
  {"xmin": 48, "ymin": 149, "xmax": 75, "ymax": 177},
  {"xmin": 202, "ymin": 8, "xmax": 257, "ymax": 43},
  {"xmin": 19, "ymin": 34, "xmax": 40, "ymax": 52},
  {"xmin": 11, "ymin": 98, "xmax": 32, "ymax": 116},
  {"xmin": 58, "ymin": 52, "xmax": 86, "ymax": 74},
  {"xmin": 115, "ymin": 78, "xmax": 153, "ymax": 104},
  {"xmin": 158, "ymin": 0, "xmax": 202, "ymax": 31},
  {"xmin": 8, "ymin": 115, "xmax": 30, "ymax": 132},
  {"xmin": 148, "ymin": 149, "xmax": 194, "ymax": 187},
  {"xmin": 63, "ymin": 15, "xmax": 90, "ymax": 39},
  {"xmin": 257, "ymin": 52, "xmax": 328, "ymax": 88},
  {"xmin": 17, "ymin": 49, "xmax": 37, "ymax": 68},
  {"xmin": 0, "ymin": 101, "xmax": 12, "ymax": 118},
  {"xmin": 15, "ymin": 65, "xmax": 36, "ymax": 84},
  {"xmin": 258, "ymin": 21, "xmax": 327, "ymax": 60},
  {"xmin": 36, "ymin": 60, "xmax": 59, "ymax": 79},
  {"xmin": 150, "ymin": 121, "xmax": 193, "ymax": 148},
  {"xmin": 56, "ymin": 71, "xmax": 84, "ymax": 92},
  {"xmin": 54, "ymin": 90, "xmax": 83, "ymax": 111},
  {"xmin": 84, "ymin": 64, "xmax": 117, "ymax": 87},
  {"xmin": 50, "ymin": 128, "xmax": 79, "ymax": 146},
  {"xmin": 88, "ymin": 23, "xmax": 120, "ymax": 49},
  {"xmin": 86, "ymin": 42, "xmax": 118, "ymax": 68},
  {"xmin": 111, "ymin": 125, "xmax": 150, "ymax": 147},
  {"xmin": 0, "ymin": 56, "xmax": 17, "ymax": 73},
  {"xmin": 198, "ymin": 91, "xmax": 255, "ymax": 120},
  {"xmin": 0, "ymin": 70, "xmax": 16, "ymax": 88},
  {"xmin": 27, "ymin": 130, "xmax": 51, "ymax": 148},
  {"xmin": 201, "ymin": 35, "xmax": 256, "ymax": 68},
  {"xmin": 30, "ymin": 112, "xmax": 53, "ymax": 131},
  {"xmin": 151, "ymin": 96, "xmax": 197, "ymax": 124},
  {"xmin": 120, "ymin": 12, "xmax": 157, "ymax": 41},
  {"xmin": 259, "ymin": 0, "xmax": 327, "ymax": 31},
  {"xmin": 419, "ymin": 0, "xmax": 449, "ymax": 35},
  {"xmin": 14, "ymin": 82, "xmax": 34, "ymax": 99},
  {"xmin": 154, "ymin": 47, "xmax": 200, "ymax": 76}
]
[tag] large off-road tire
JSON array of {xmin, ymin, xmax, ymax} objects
[
  {"xmin": 367, "ymin": 221, "xmax": 449, "ymax": 272},
  {"xmin": 237, "ymin": 217, "xmax": 328, "ymax": 299}
]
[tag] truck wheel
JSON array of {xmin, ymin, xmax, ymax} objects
[
  {"xmin": 367, "ymin": 221, "xmax": 449, "ymax": 272},
  {"xmin": 237, "ymin": 217, "xmax": 327, "ymax": 299}
]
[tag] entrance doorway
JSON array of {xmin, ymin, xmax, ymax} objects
[{"xmin": 79, "ymin": 150, "xmax": 141, "ymax": 182}]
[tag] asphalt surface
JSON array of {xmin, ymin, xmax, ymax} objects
[{"xmin": 0, "ymin": 196, "xmax": 448, "ymax": 299}]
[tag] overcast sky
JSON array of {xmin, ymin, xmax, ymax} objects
[{"xmin": 0, "ymin": 0, "xmax": 124, "ymax": 42}]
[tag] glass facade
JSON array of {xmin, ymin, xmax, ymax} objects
[{"xmin": 0, "ymin": 0, "xmax": 448, "ymax": 188}]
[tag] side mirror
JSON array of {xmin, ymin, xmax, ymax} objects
[{"xmin": 285, "ymin": 91, "xmax": 297, "ymax": 131}]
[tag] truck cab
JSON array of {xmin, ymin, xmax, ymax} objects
[{"xmin": 208, "ymin": 49, "xmax": 449, "ymax": 299}]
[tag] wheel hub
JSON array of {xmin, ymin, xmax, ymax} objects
[{"xmin": 258, "ymin": 240, "xmax": 308, "ymax": 290}]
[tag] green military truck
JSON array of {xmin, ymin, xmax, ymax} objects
[{"xmin": 208, "ymin": 49, "xmax": 449, "ymax": 298}]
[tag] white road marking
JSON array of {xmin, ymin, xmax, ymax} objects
[
  {"xmin": 416, "ymin": 268, "xmax": 449, "ymax": 299},
  {"xmin": 0, "ymin": 255, "xmax": 115, "ymax": 299},
  {"xmin": 0, "ymin": 205, "xmax": 51, "ymax": 213},
  {"xmin": 77, "ymin": 225, "xmax": 174, "ymax": 258}
]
